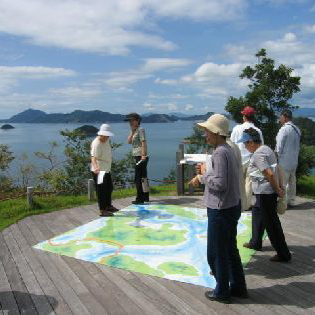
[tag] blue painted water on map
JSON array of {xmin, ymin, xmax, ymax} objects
[{"xmin": 34, "ymin": 204, "xmax": 250, "ymax": 289}]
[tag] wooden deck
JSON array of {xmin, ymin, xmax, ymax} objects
[{"xmin": 1, "ymin": 195, "xmax": 315, "ymax": 314}]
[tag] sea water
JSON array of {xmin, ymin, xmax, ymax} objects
[{"xmin": 0, "ymin": 121, "xmax": 197, "ymax": 183}]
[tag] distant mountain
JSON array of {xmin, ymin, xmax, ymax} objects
[
  {"xmin": 3, "ymin": 107, "xmax": 315, "ymax": 124},
  {"xmin": 7, "ymin": 109, "xmax": 125, "ymax": 123},
  {"xmin": 179, "ymin": 112, "xmax": 214, "ymax": 121},
  {"xmin": 142, "ymin": 114, "xmax": 177, "ymax": 123},
  {"xmin": 5, "ymin": 109, "xmax": 180, "ymax": 123},
  {"xmin": 8, "ymin": 109, "xmax": 47, "ymax": 123},
  {"xmin": 169, "ymin": 112, "xmax": 190, "ymax": 118}
]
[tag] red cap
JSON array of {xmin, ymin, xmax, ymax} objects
[{"xmin": 241, "ymin": 106, "xmax": 255, "ymax": 116}]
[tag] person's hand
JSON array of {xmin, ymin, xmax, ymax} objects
[
  {"xmin": 130, "ymin": 123, "xmax": 137, "ymax": 132},
  {"xmin": 141, "ymin": 155, "xmax": 146, "ymax": 161},
  {"xmin": 195, "ymin": 163, "xmax": 202, "ymax": 174},
  {"xmin": 189, "ymin": 176, "xmax": 200, "ymax": 187},
  {"xmin": 196, "ymin": 163, "xmax": 206, "ymax": 175},
  {"xmin": 195, "ymin": 162, "xmax": 206, "ymax": 175},
  {"xmin": 200, "ymin": 163, "xmax": 207, "ymax": 175},
  {"xmin": 277, "ymin": 187, "xmax": 284, "ymax": 199},
  {"xmin": 93, "ymin": 167, "xmax": 100, "ymax": 175}
]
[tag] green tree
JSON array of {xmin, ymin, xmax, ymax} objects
[
  {"xmin": 0, "ymin": 144, "xmax": 14, "ymax": 171},
  {"xmin": 293, "ymin": 117, "xmax": 315, "ymax": 146},
  {"xmin": 0, "ymin": 144, "xmax": 15, "ymax": 193},
  {"xmin": 184, "ymin": 125, "xmax": 212, "ymax": 153},
  {"xmin": 296, "ymin": 145, "xmax": 315, "ymax": 178},
  {"xmin": 110, "ymin": 145, "xmax": 134, "ymax": 188},
  {"xmin": 35, "ymin": 131, "xmax": 135, "ymax": 194},
  {"xmin": 225, "ymin": 48, "xmax": 301, "ymax": 147}
]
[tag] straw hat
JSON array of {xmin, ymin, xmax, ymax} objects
[
  {"xmin": 197, "ymin": 114, "xmax": 229, "ymax": 137},
  {"xmin": 97, "ymin": 124, "xmax": 114, "ymax": 137}
]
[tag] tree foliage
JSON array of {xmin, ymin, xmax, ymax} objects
[
  {"xmin": 35, "ymin": 130, "xmax": 134, "ymax": 194},
  {"xmin": 225, "ymin": 48, "xmax": 301, "ymax": 147},
  {"xmin": 0, "ymin": 144, "xmax": 15, "ymax": 193},
  {"xmin": 0, "ymin": 144, "xmax": 14, "ymax": 171},
  {"xmin": 293, "ymin": 117, "xmax": 315, "ymax": 146},
  {"xmin": 296, "ymin": 145, "xmax": 315, "ymax": 178},
  {"xmin": 184, "ymin": 125, "xmax": 213, "ymax": 153}
]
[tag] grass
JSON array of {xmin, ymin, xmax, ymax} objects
[
  {"xmin": 2, "ymin": 175, "xmax": 314, "ymax": 233},
  {"xmin": 0, "ymin": 184, "xmax": 176, "ymax": 232},
  {"xmin": 297, "ymin": 175, "xmax": 315, "ymax": 199}
]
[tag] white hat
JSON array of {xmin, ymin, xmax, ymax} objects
[
  {"xmin": 97, "ymin": 124, "xmax": 114, "ymax": 137},
  {"xmin": 197, "ymin": 114, "xmax": 229, "ymax": 137}
]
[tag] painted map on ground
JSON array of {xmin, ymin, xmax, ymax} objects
[{"xmin": 34, "ymin": 204, "xmax": 254, "ymax": 288}]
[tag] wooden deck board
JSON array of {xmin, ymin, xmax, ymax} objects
[
  {"xmin": 22, "ymin": 217, "xmax": 91, "ymax": 315},
  {"xmin": 0, "ymin": 232, "xmax": 37, "ymax": 315},
  {"xmin": 3, "ymin": 226, "xmax": 56, "ymax": 315},
  {"xmin": 16, "ymin": 220, "xmax": 74, "ymax": 315},
  {"xmin": 1, "ymin": 195, "xmax": 315, "ymax": 314}
]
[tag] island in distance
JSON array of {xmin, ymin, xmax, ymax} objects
[
  {"xmin": 0, "ymin": 109, "xmax": 215, "ymax": 124},
  {"xmin": 1, "ymin": 124, "xmax": 15, "ymax": 130}
]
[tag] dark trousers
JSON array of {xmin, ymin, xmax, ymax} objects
[
  {"xmin": 134, "ymin": 156, "xmax": 149, "ymax": 202},
  {"xmin": 207, "ymin": 203, "xmax": 247, "ymax": 298},
  {"xmin": 92, "ymin": 172, "xmax": 113, "ymax": 210},
  {"xmin": 249, "ymin": 194, "xmax": 291, "ymax": 260}
]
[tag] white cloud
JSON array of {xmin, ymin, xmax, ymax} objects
[
  {"xmin": 142, "ymin": 58, "xmax": 192, "ymax": 72},
  {"xmin": 0, "ymin": 0, "xmax": 247, "ymax": 55},
  {"xmin": 104, "ymin": 71, "xmax": 152, "ymax": 88},
  {"xmin": 105, "ymin": 58, "xmax": 191, "ymax": 88},
  {"xmin": 49, "ymin": 85, "xmax": 102, "ymax": 99},
  {"xmin": 0, "ymin": 66, "xmax": 76, "ymax": 92},
  {"xmin": 155, "ymin": 78, "xmax": 178, "ymax": 85},
  {"xmin": 0, "ymin": 66, "xmax": 75, "ymax": 78},
  {"xmin": 143, "ymin": 102, "xmax": 155, "ymax": 111},
  {"xmin": 305, "ymin": 24, "xmax": 315, "ymax": 33},
  {"xmin": 149, "ymin": 0, "xmax": 247, "ymax": 20},
  {"xmin": 185, "ymin": 104, "xmax": 194, "ymax": 111},
  {"xmin": 167, "ymin": 103, "xmax": 178, "ymax": 111},
  {"xmin": 194, "ymin": 62, "xmax": 241, "ymax": 81},
  {"xmin": 293, "ymin": 64, "xmax": 315, "ymax": 88},
  {"xmin": 148, "ymin": 92, "xmax": 188, "ymax": 99}
]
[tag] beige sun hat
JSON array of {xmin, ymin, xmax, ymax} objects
[{"xmin": 197, "ymin": 114, "xmax": 229, "ymax": 137}]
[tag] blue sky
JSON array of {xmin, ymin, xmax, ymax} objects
[{"xmin": 0, "ymin": 0, "xmax": 315, "ymax": 118}]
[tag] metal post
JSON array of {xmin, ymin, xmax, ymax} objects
[
  {"xmin": 27, "ymin": 186, "xmax": 34, "ymax": 208},
  {"xmin": 88, "ymin": 179, "xmax": 95, "ymax": 201},
  {"xmin": 178, "ymin": 143, "xmax": 184, "ymax": 159},
  {"xmin": 187, "ymin": 165, "xmax": 195, "ymax": 195},
  {"xmin": 176, "ymin": 151, "xmax": 184, "ymax": 195}
]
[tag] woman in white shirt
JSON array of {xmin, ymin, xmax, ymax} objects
[{"xmin": 91, "ymin": 124, "xmax": 119, "ymax": 216}]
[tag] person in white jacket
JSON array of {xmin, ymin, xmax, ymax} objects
[
  {"xmin": 275, "ymin": 109, "xmax": 301, "ymax": 207},
  {"xmin": 230, "ymin": 106, "xmax": 264, "ymax": 211}
]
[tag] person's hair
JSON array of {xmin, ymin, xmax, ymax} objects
[
  {"xmin": 244, "ymin": 127, "xmax": 262, "ymax": 144},
  {"xmin": 280, "ymin": 109, "xmax": 292, "ymax": 120},
  {"xmin": 243, "ymin": 113, "xmax": 254, "ymax": 122}
]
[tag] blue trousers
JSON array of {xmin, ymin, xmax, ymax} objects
[{"xmin": 207, "ymin": 204, "xmax": 247, "ymax": 298}]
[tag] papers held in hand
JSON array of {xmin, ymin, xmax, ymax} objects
[
  {"xmin": 180, "ymin": 154, "xmax": 208, "ymax": 165},
  {"xmin": 97, "ymin": 171, "xmax": 106, "ymax": 184},
  {"xmin": 136, "ymin": 157, "xmax": 148, "ymax": 166}
]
